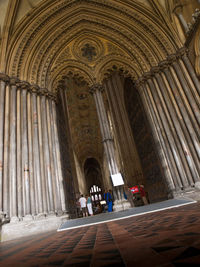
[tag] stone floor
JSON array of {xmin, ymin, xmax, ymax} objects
[{"xmin": 0, "ymin": 201, "xmax": 200, "ymax": 266}]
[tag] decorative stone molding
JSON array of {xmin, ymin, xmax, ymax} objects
[
  {"xmin": 89, "ymin": 83, "xmax": 104, "ymax": 94},
  {"xmin": 17, "ymin": 81, "xmax": 31, "ymax": 91},
  {"xmin": 0, "ymin": 73, "xmax": 10, "ymax": 83},
  {"xmin": 158, "ymin": 60, "xmax": 169, "ymax": 71},
  {"xmin": 30, "ymin": 84, "xmax": 40, "ymax": 94},
  {"xmin": 9, "ymin": 77, "xmax": 20, "ymax": 86},
  {"xmin": 6, "ymin": 0, "xmax": 176, "ymax": 87}
]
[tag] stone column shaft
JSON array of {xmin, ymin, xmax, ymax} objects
[
  {"xmin": 46, "ymin": 98, "xmax": 57, "ymax": 213},
  {"xmin": 105, "ymin": 74, "xmax": 143, "ymax": 185},
  {"xmin": 27, "ymin": 91, "xmax": 35, "ymax": 217},
  {"xmin": 169, "ymin": 60, "xmax": 200, "ymax": 125},
  {"xmin": 181, "ymin": 53, "xmax": 200, "ymax": 94},
  {"xmin": 159, "ymin": 68, "xmax": 200, "ymax": 181},
  {"xmin": 162, "ymin": 66, "xmax": 200, "ymax": 161},
  {"xmin": 92, "ymin": 86, "xmax": 119, "ymax": 175},
  {"xmin": 0, "ymin": 76, "xmax": 8, "ymax": 216},
  {"xmin": 153, "ymin": 70, "xmax": 199, "ymax": 184},
  {"xmin": 143, "ymin": 82, "xmax": 181, "ymax": 189},
  {"xmin": 137, "ymin": 82, "xmax": 176, "ymax": 193},
  {"xmin": 3, "ymin": 84, "xmax": 10, "ymax": 217},
  {"xmin": 52, "ymin": 100, "xmax": 67, "ymax": 213},
  {"xmin": 32, "ymin": 88, "xmax": 44, "ymax": 217},
  {"xmin": 16, "ymin": 87, "xmax": 23, "ymax": 219},
  {"xmin": 37, "ymin": 94, "xmax": 48, "ymax": 214},
  {"xmin": 9, "ymin": 81, "xmax": 19, "ymax": 222},
  {"xmin": 49, "ymin": 99, "xmax": 62, "ymax": 214},
  {"xmin": 41, "ymin": 93, "xmax": 54, "ymax": 214},
  {"xmin": 21, "ymin": 86, "xmax": 31, "ymax": 218},
  {"xmin": 146, "ymin": 76, "xmax": 189, "ymax": 188}
]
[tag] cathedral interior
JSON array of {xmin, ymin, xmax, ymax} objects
[{"xmin": 0, "ymin": 0, "xmax": 200, "ymax": 264}]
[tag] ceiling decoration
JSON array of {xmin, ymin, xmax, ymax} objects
[
  {"xmin": 6, "ymin": 0, "xmax": 179, "ymax": 87},
  {"xmin": 72, "ymin": 36, "xmax": 104, "ymax": 64}
]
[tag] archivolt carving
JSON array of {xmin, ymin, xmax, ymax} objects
[
  {"xmin": 94, "ymin": 54, "xmax": 139, "ymax": 84},
  {"xmin": 35, "ymin": 20, "xmax": 151, "ymax": 87},
  {"xmin": 194, "ymin": 25, "xmax": 200, "ymax": 77},
  {"xmin": 51, "ymin": 60, "xmax": 95, "ymax": 92},
  {"xmin": 6, "ymin": 0, "xmax": 178, "ymax": 87}
]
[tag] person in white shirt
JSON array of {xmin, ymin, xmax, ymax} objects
[
  {"xmin": 86, "ymin": 195, "xmax": 93, "ymax": 216},
  {"xmin": 79, "ymin": 194, "xmax": 88, "ymax": 217}
]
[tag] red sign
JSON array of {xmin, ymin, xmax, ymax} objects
[{"xmin": 129, "ymin": 186, "xmax": 139, "ymax": 194}]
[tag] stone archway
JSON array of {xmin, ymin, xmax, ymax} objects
[
  {"xmin": 84, "ymin": 158, "xmax": 104, "ymax": 193},
  {"xmin": 0, "ymin": 1, "xmax": 199, "ymax": 242}
]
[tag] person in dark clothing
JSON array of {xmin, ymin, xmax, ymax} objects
[{"xmin": 104, "ymin": 189, "xmax": 113, "ymax": 212}]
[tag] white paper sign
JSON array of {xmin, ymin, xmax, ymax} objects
[{"xmin": 111, "ymin": 173, "xmax": 124, "ymax": 186}]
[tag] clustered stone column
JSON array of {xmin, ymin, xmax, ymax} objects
[
  {"xmin": 89, "ymin": 84, "xmax": 128, "ymax": 209},
  {"xmin": 90, "ymin": 84, "xmax": 119, "ymax": 175},
  {"xmin": 136, "ymin": 48, "xmax": 200, "ymax": 195},
  {"xmin": 104, "ymin": 73, "xmax": 144, "ymax": 185},
  {"xmin": 0, "ymin": 74, "xmax": 67, "ymax": 222}
]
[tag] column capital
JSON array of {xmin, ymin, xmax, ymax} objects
[
  {"xmin": 39, "ymin": 88, "xmax": 48, "ymax": 96},
  {"xmin": 18, "ymin": 81, "xmax": 31, "ymax": 91},
  {"xmin": 135, "ymin": 77, "xmax": 146, "ymax": 88},
  {"xmin": 142, "ymin": 72, "xmax": 152, "ymax": 81},
  {"xmin": 176, "ymin": 47, "xmax": 188, "ymax": 59},
  {"xmin": 158, "ymin": 60, "xmax": 169, "ymax": 70},
  {"xmin": 151, "ymin": 66, "xmax": 161, "ymax": 76},
  {"xmin": 173, "ymin": 4, "xmax": 183, "ymax": 16},
  {"xmin": 10, "ymin": 77, "xmax": 20, "ymax": 86},
  {"xmin": 89, "ymin": 83, "xmax": 104, "ymax": 94},
  {"xmin": 30, "ymin": 84, "xmax": 40, "ymax": 94},
  {"xmin": 167, "ymin": 54, "xmax": 177, "ymax": 64},
  {"xmin": 0, "ymin": 73, "xmax": 10, "ymax": 83},
  {"xmin": 48, "ymin": 92, "xmax": 57, "ymax": 101}
]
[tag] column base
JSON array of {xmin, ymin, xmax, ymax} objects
[
  {"xmin": 113, "ymin": 199, "xmax": 131, "ymax": 212},
  {"xmin": 56, "ymin": 210, "xmax": 64, "ymax": 216},
  {"xmin": 1, "ymin": 214, "xmax": 69, "ymax": 242},
  {"xmin": 173, "ymin": 186, "xmax": 200, "ymax": 201},
  {"xmin": 35, "ymin": 213, "xmax": 46, "ymax": 220},
  {"xmin": 10, "ymin": 216, "xmax": 20, "ymax": 223},
  {"xmin": 0, "ymin": 211, "xmax": 4, "ymax": 220},
  {"xmin": 23, "ymin": 214, "xmax": 33, "ymax": 221}
]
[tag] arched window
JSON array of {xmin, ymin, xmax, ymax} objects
[{"xmin": 90, "ymin": 185, "xmax": 103, "ymax": 204}]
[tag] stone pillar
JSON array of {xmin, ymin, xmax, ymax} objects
[
  {"xmin": 46, "ymin": 95, "xmax": 59, "ymax": 214},
  {"xmin": 16, "ymin": 81, "xmax": 23, "ymax": 219},
  {"xmin": 178, "ymin": 48, "xmax": 200, "ymax": 94},
  {"xmin": 104, "ymin": 73, "xmax": 144, "ymax": 185},
  {"xmin": 27, "ymin": 89, "xmax": 36, "ymax": 217},
  {"xmin": 143, "ymin": 72, "xmax": 189, "ymax": 190},
  {"xmin": 173, "ymin": 5, "xmax": 189, "ymax": 33},
  {"xmin": 48, "ymin": 95, "xmax": 63, "ymax": 216},
  {"xmin": 37, "ymin": 91, "xmax": 48, "ymax": 215},
  {"xmin": 168, "ymin": 55, "xmax": 200, "ymax": 128},
  {"xmin": 159, "ymin": 61, "xmax": 200, "ymax": 161},
  {"xmin": 0, "ymin": 73, "xmax": 9, "ymax": 218},
  {"xmin": 90, "ymin": 84, "xmax": 127, "ymax": 211},
  {"xmin": 31, "ymin": 85, "xmax": 44, "ymax": 218},
  {"xmin": 3, "ymin": 83, "xmax": 10, "ymax": 218},
  {"xmin": 136, "ymin": 78, "xmax": 176, "ymax": 195},
  {"xmin": 20, "ymin": 82, "xmax": 32, "ymax": 220},
  {"xmin": 40, "ymin": 89, "xmax": 55, "ymax": 215},
  {"xmin": 151, "ymin": 67, "xmax": 199, "ymax": 185},
  {"xmin": 90, "ymin": 84, "xmax": 119, "ymax": 174},
  {"xmin": 9, "ymin": 78, "xmax": 19, "ymax": 222},
  {"xmin": 52, "ymin": 100, "xmax": 67, "ymax": 214}
]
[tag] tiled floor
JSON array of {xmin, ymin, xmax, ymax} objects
[{"xmin": 1, "ymin": 202, "xmax": 200, "ymax": 266}]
